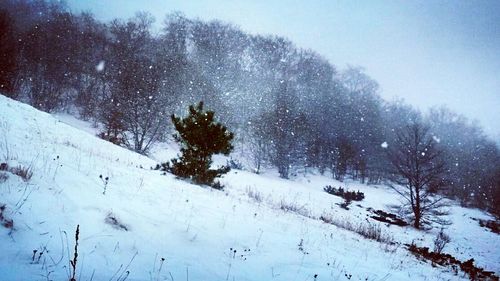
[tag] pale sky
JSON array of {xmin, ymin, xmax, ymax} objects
[{"xmin": 68, "ymin": 0, "xmax": 500, "ymax": 139}]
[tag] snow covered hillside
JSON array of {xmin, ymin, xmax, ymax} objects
[{"xmin": 0, "ymin": 95, "xmax": 498, "ymax": 281}]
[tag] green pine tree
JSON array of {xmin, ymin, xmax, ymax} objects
[{"xmin": 167, "ymin": 102, "xmax": 234, "ymax": 188}]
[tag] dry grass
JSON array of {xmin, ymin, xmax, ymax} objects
[
  {"xmin": 320, "ymin": 213, "xmax": 394, "ymax": 244},
  {"xmin": 9, "ymin": 164, "xmax": 33, "ymax": 182},
  {"xmin": 245, "ymin": 187, "xmax": 263, "ymax": 203},
  {"xmin": 278, "ymin": 199, "xmax": 311, "ymax": 217},
  {"xmin": 0, "ymin": 172, "xmax": 8, "ymax": 183},
  {"xmin": 1, "ymin": 162, "xmax": 34, "ymax": 182}
]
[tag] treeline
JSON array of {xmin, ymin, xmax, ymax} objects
[{"xmin": 0, "ymin": 0, "xmax": 498, "ymax": 216}]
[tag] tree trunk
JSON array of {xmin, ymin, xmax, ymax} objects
[{"xmin": 413, "ymin": 212, "xmax": 421, "ymax": 229}]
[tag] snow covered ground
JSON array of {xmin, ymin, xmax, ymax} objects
[{"xmin": 0, "ymin": 95, "xmax": 498, "ymax": 281}]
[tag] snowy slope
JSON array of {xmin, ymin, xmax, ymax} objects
[{"xmin": 0, "ymin": 95, "xmax": 498, "ymax": 281}]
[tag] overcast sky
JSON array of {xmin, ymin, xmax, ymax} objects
[{"xmin": 67, "ymin": 0, "xmax": 500, "ymax": 139}]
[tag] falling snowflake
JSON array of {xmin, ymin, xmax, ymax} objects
[
  {"xmin": 381, "ymin": 142, "xmax": 388, "ymax": 148},
  {"xmin": 96, "ymin": 60, "xmax": 105, "ymax": 72}
]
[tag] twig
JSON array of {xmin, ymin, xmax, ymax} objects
[
  {"xmin": 69, "ymin": 225, "xmax": 80, "ymax": 281},
  {"xmin": 116, "ymin": 251, "xmax": 138, "ymax": 281}
]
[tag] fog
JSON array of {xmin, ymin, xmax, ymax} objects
[{"xmin": 68, "ymin": 0, "xmax": 500, "ymax": 139}]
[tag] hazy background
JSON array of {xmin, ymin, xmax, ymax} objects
[{"xmin": 67, "ymin": 0, "xmax": 500, "ymax": 139}]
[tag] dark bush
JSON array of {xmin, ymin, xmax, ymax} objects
[
  {"xmin": 407, "ymin": 243, "xmax": 498, "ymax": 280},
  {"xmin": 0, "ymin": 204, "xmax": 14, "ymax": 230},
  {"xmin": 324, "ymin": 185, "xmax": 365, "ymax": 201},
  {"xmin": 478, "ymin": 219, "xmax": 499, "ymax": 234},
  {"xmin": 339, "ymin": 198, "xmax": 351, "ymax": 210},
  {"xmin": 369, "ymin": 208, "xmax": 408, "ymax": 226}
]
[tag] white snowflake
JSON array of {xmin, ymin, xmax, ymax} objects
[{"xmin": 96, "ymin": 60, "xmax": 105, "ymax": 72}]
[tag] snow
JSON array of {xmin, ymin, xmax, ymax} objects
[
  {"xmin": 0, "ymin": 95, "xmax": 498, "ymax": 281},
  {"xmin": 96, "ymin": 60, "xmax": 105, "ymax": 72}
]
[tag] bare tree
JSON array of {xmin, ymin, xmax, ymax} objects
[
  {"xmin": 243, "ymin": 120, "xmax": 270, "ymax": 174},
  {"xmin": 73, "ymin": 12, "xmax": 109, "ymax": 120},
  {"xmin": 387, "ymin": 122, "xmax": 449, "ymax": 229},
  {"xmin": 103, "ymin": 13, "xmax": 170, "ymax": 154}
]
